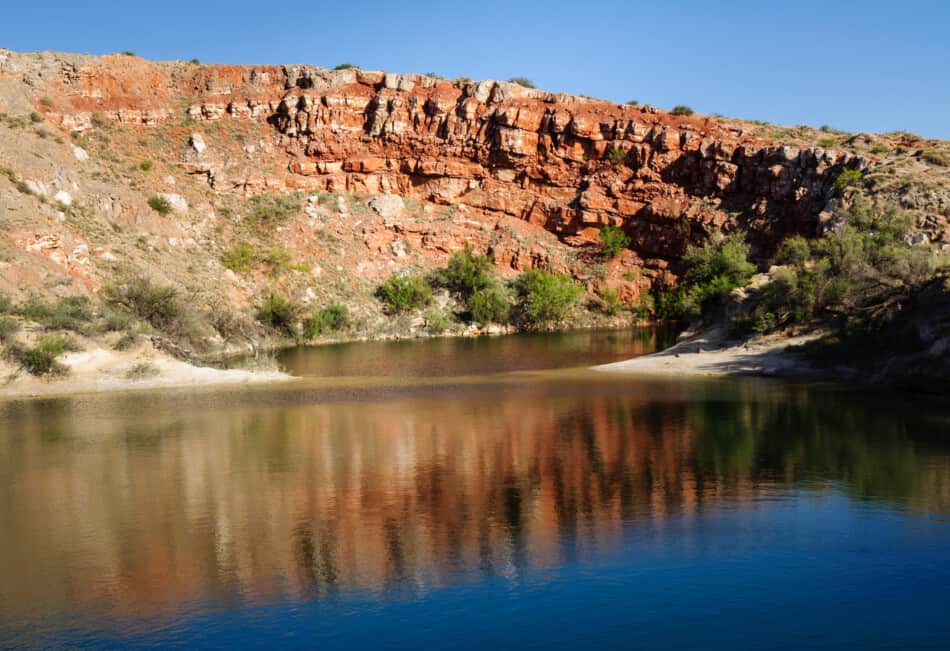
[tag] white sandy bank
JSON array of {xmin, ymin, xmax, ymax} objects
[
  {"xmin": 0, "ymin": 342, "xmax": 290, "ymax": 400},
  {"xmin": 595, "ymin": 328, "xmax": 822, "ymax": 378}
]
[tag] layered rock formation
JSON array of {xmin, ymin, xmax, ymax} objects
[{"xmin": 6, "ymin": 51, "xmax": 867, "ymax": 272}]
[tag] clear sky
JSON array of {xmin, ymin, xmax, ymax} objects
[{"xmin": 2, "ymin": 1, "xmax": 948, "ymax": 138}]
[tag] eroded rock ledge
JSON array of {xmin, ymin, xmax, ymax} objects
[{"xmin": 3, "ymin": 50, "xmax": 868, "ymax": 277}]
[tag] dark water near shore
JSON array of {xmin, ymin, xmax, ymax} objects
[{"xmin": 1, "ymin": 329, "xmax": 949, "ymax": 649}]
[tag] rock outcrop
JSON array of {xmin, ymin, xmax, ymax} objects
[{"xmin": 4, "ymin": 51, "xmax": 868, "ymax": 268}]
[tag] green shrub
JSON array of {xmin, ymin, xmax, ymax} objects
[
  {"xmin": 104, "ymin": 276, "xmax": 181, "ymax": 332},
  {"xmin": 147, "ymin": 195, "xmax": 172, "ymax": 215},
  {"xmin": 247, "ymin": 194, "xmax": 301, "ymax": 224},
  {"xmin": 655, "ymin": 231, "xmax": 755, "ymax": 321},
  {"xmin": 302, "ymin": 303, "xmax": 350, "ymax": 339},
  {"xmin": 40, "ymin": 96, "xmax": 54, "ymax": 108},
  {"xmin": 113, "ymin": 331, "xmax": 138, "ymax": 351},
  {"xmin": 15, "ymin": 295, "xmax": 95, "ymax": 333},
  {"xmin": 189, "ymin": 58, "xmax": 201, "ymax": 65},
  {"xmin": 5, "ymin": 334, "xmax": 78, "ymax": 376},
  {"xmin": 773, "ymin": 235, "xmax": 811, "ymax": 266},
  {"xmin": 256, "ymin": 293, "xmax": 300, "ymax": 335},
  {"xmin": 870, "ymin": 144, "xmax": 890, "ymax": 154},
  {"xmin": 508, "ymin": 77, "xmax": 536, "ymax": 89},
  {"xmin": 513, "ymin": 269, "xmax": 583, "ymax": 326},
  {"xmin": 606, "ymin": 147, "xmax": 626, "ymax": 165},
  {"xmin": 634, "ymin": 293, "xmax": 655, "ymax": 320},
  {"xmin": 747, "ymin": 195, "xmax": 938, "ymax": 332},
  {"xmin": 834, "ymin": 169, "xmax": 863, "ymax": 192},
  {"xmin": 625, "ymin": 100, "xmax": 639, "ymax": 106},
  {"xmin": 121, "ymin": 51, "xmax": 136, "ymax": 56},
  {"xmin": 599, "ymin": 225, "xmax": 631, "ymax": 258},
  {"xmin": 432, "ymin": 247, "xmax": 494, "ymax": 297},
  {"xmin": 597, "ymin": 287, "xmax": 624, "ymax": 316},
  {"xmin": 818, "ymin": 138, "xmax": 837, "ymax": 148},
  {"xmin": 655, "ymin": 287, "xmax": 691, "ymax": 320},
  {"xmin": 333, "ymin": 63, "xmax": 357, "ymax": 70},
  {"xmin": 0, "ymin": 316, "xmax": 19, "ymax": 341},
  {"xmin": 670, "ymin": 105, "xmax": 694, "ymax": 116},
  {"xmin": 29, "ymin": 111, "xmax": 43, "ymax": 123},
  {"xmin": 139, "ymin": 160, "xmax": 153, "ymax": 171},
  {"xmin": 470, "ymin": 286, "xmax": 511, "ymax": 325},
  {"xmin": 424, "ymin": 307, "xmax": 454, "ymax": 334},
  {"xmin": 221, "ymin": 242, "xmax": 258, "ymax": 273},
  {"xmin": 375, "ymin": 274, "xmax": 433, "ymax": 314}
]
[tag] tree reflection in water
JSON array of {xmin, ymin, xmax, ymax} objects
[{"xmin": 0, "ymin": 376, "xmax": 947, "ymax": 622}]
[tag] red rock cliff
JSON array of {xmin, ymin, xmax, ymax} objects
[{"xmin": 7, "ymin": 51, "xmax": 868, "ymax": 278}]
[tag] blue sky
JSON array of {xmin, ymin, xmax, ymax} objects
[{"xmin": 2, "ymin": 1, "xmax": 948, "ymax": 138}]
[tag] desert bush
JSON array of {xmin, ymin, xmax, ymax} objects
[
  {"xmin": 432, "ymin": 247, "xmax": 494, "ymax": 297},
  {"xmin": 508, "ymin": 77, "xmax": 536, "ymax": 89},
  {"xmin": 5, "ymin": 334, "xmax": 78, "ymax": 376},
  {"xmin": 773, "ymin": 235, "xmax": 811, "ymax": 266},
  {"xmin": 147, "ymin": 195, "xmax": 172, "ymax": 215},
  {"xmin": 424, "ymin": 307, "xmax": 454, "ymax": 334},
  {"xmin": 0, "ymin": 316, "xmax": 19, "ymax": 341},
  {"xmin": 333, "ymin": 63, "xmax": 357, "ymax": 70},
  {"xmin": 15, "ymin": 295, "xmax": 96, "ymax": 333},
  {"xmin": 125, "ymin": 362, "xmax": 160, "ymax": 379},
  {"xmin": 247, "ymin": 194, "xmax": 301, "ymax": 224},
  {"xmin": 670, "ymin": 105, "xmax": 694, "ymax": 116},
  {"xmin": 302, "ymin": 303, "xmax": 350, "ymax": 339},
  {"xmin": 599, "ymin": 225, "xmax": 631, "ymax": 258},
  {"xmin": 470, "ymin": 285, "xmax": 511, "ymax": 325},
  {"xmin": 606, "ymin": 147, "xmax": 626, "ymax": 165},
  {"xmin": 834, "ymin": 169, "xmax": 863, "ymax": 192},
  {"xmin": 654, "ymin": 231, "xmax": 755, "ymax": 321},
  {"xmin": 256, "ymin": 293, "xmax": 300, "ymax": 336},
  {"xmin": 103, "ymin": 276, "xmax": 181, "ymax": 332},
  {"xmin": 139, "ymin": 160, "xmax": 153, "ymax": 171},
  {"xmin": 375, "ymin": 274, "xmax": 433, "ymax": 314},
  {"xmin": 221, "ymin": 242, "xmax": 258, "ymax": 273},
  {"xmin": 113, "ymin": 331, "xmax": 139, "ymax": 351},
  {"xmin": 513, "ymin": 269, "xmax": 583, "ymax": 326},
  {"xmin": 29, "ymin": 111, "xmax": 43, "ymax": 123},
  {"xmin": 744, "ymin": 195, "xmax": 938, "ymax": 333},
  {"xmin": 597, "ymin": 287, "xmax": 624, "ymax": 316}
]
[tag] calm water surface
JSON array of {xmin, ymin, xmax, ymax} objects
[{"xmin": 1, "ymin": 329, "xmax": 949, "ymax": 649}]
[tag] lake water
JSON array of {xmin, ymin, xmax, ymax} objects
[{"xmin": 1, "ymin": 329, "xmax": 949, "ymax": 649}]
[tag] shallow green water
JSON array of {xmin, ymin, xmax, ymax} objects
[{"xmin": 1, "ymin": 329, "xmax": 949, "ymax": 648}]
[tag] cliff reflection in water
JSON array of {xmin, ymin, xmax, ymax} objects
[{"xmin": 1, "ymin": 379, "xmax": 948, "ymax": 619}]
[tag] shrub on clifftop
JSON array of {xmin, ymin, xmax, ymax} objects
[{"xmin": 508, "ymin": 77, "xmax": 536, "ymax": 89}]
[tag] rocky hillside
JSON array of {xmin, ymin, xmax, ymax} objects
[{"xmin": 0, "ymin": 49, "xmax": 948, "ymax": 353}]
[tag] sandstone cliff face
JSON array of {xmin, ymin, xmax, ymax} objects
[
  {"xmin": 4, "ymin": 48, "xmax": 948, "ymax": 318},
  {"xmin": 6, "ymin": 52, "xmax": 866, "ymax": 267}
]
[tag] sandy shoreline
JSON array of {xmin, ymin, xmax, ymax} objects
[
  {"xmin": 595, "ymin": 328, "xmax": 824, "ymax": 378},
  {"xmin": 0, "ymin": 343, "xmax": 291, "ymax": 400}
]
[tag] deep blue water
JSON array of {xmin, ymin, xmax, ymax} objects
[{"xmin": 1, "ymin": 329, "xmax": 948, "ymax": 649}]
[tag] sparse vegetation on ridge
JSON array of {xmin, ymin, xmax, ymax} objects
[{"xmin": 508, "ymin": 77, "xmax": 536, "ymax": 89}]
